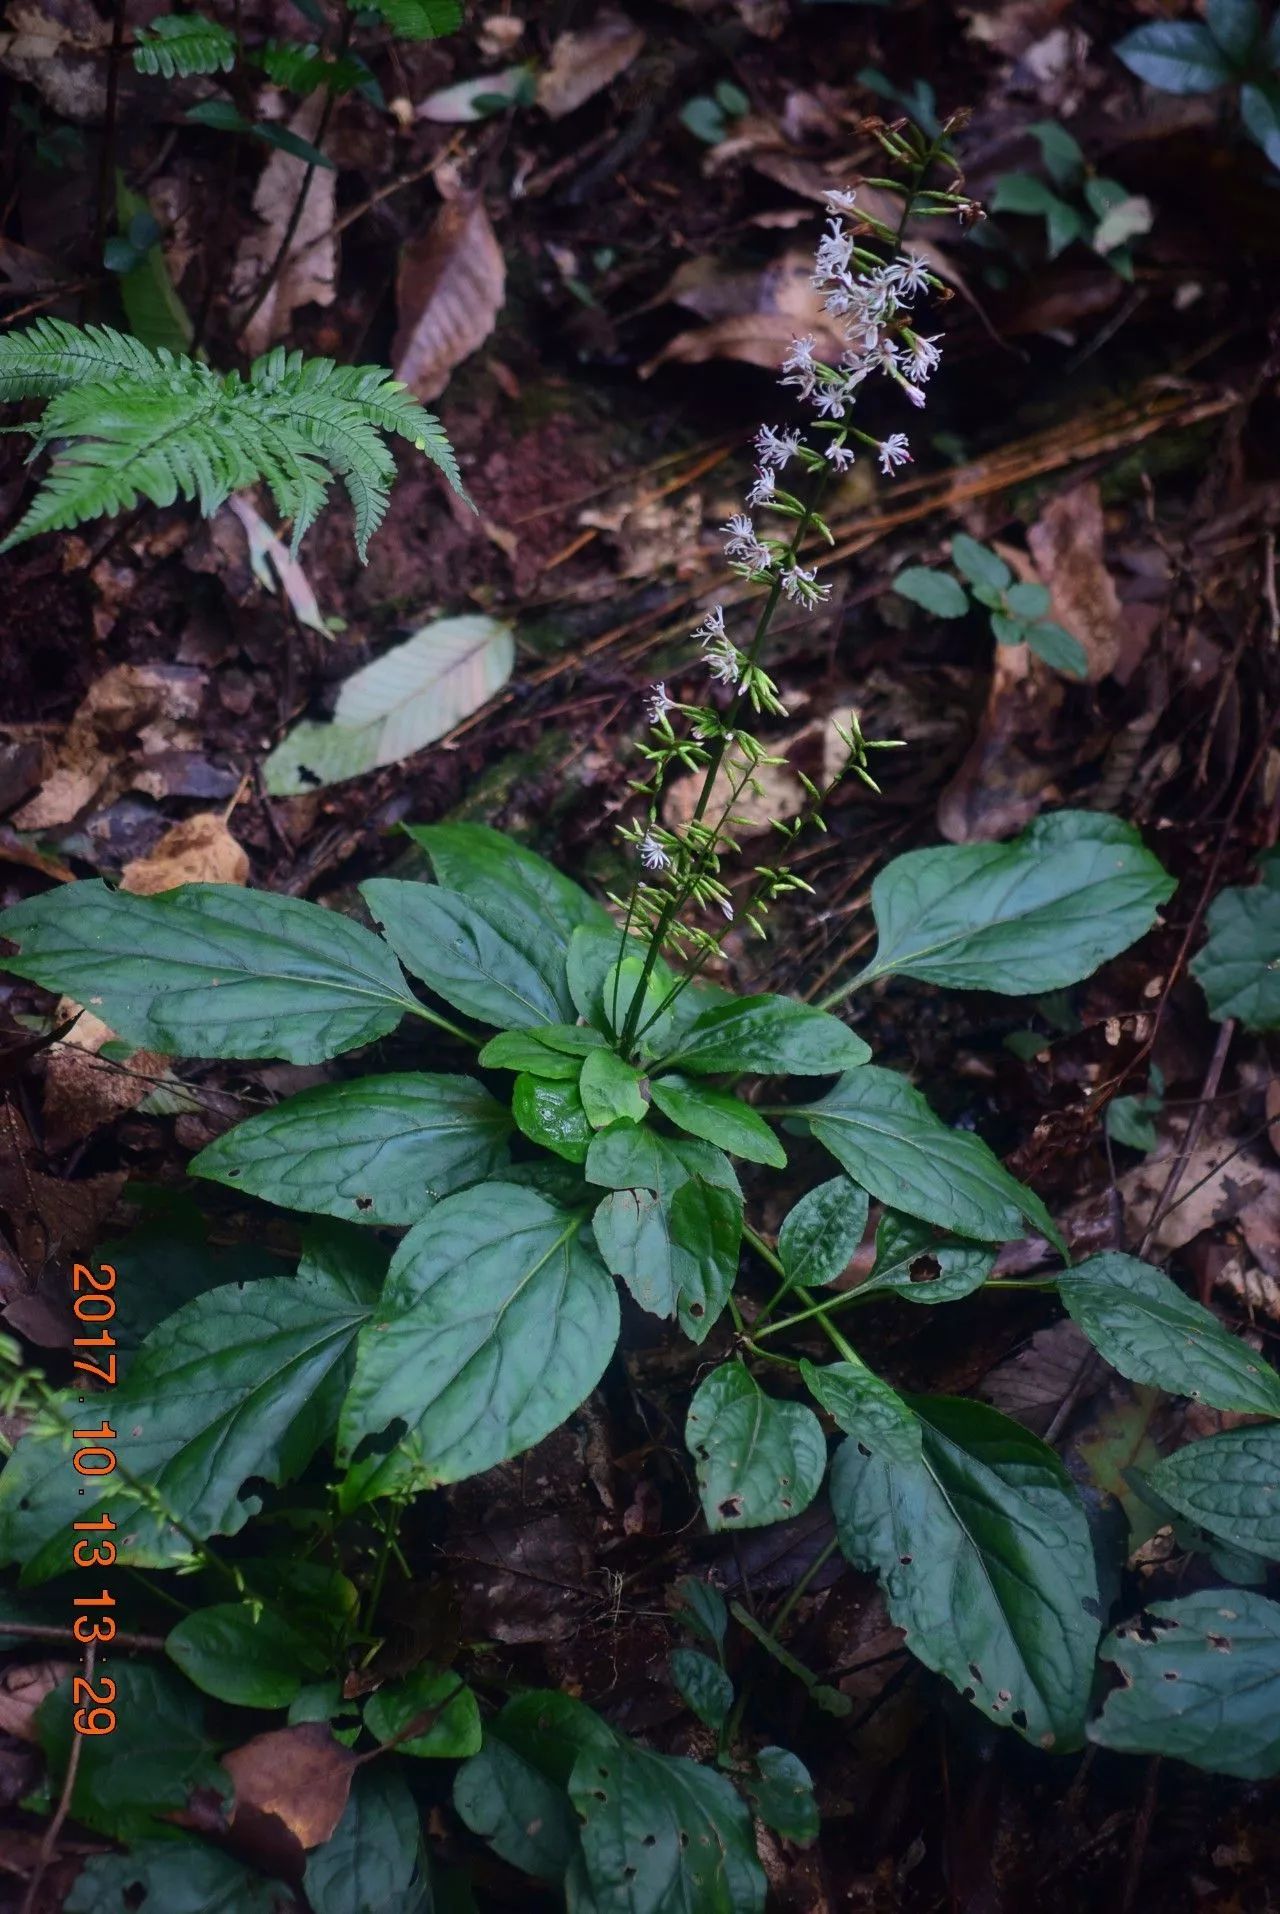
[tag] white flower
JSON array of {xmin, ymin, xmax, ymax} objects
[
  {"xmin": 640, "ymin": 832, "xmax": 670, "ymax": 871},
  {"xmin": 878, "ymin": 433, "xmax": 912, "ymax": 475},
  {"xmin": 781, "ymin": 564, "xmax": 831, "ymax": 608},
  {"xmin": 782, "ymin": 334, "xmax": 816, "ymax": 376},
  {"xmin": 692, "ymin": 604, "xmax": 726, "ymax": 644},
  {"xmin": 823, "ymin": 187, "xmax": 858, "ymax": 215},
  {"xmin": 824, "ymin": 441, "xmax": 855, "ymax": 470},
  {"xmin": 814, "ymin": 218, "xmax": 854, "ymax": 280},
  {"xmin": 906, "ymin": 332, "xmax": 942, "ymax": 380},
  {"xmin": 755, "ymin": 424, "xmax": 801, "ymax": 469},
  {"xmin": 722, "ymin": 513, "xmax": 772, "ymax": 570},
  {"xmin": 889, "ymin": 251, "xmax": 932, "ymax": 300},
  {"xmin": 705, "ymin": 638, "xmax": 742, "ymax": 686},
  {"xmin": 646, "ymin": 681, "xmax": 673, "ymax": 722},
  {"xmin": 812, "ymin": 383, "xmax": 847, "ymax": 420},
  {"xmin": 719, "ymin": 896, "xmax": 735, "ymax": 920},
  {"xmin": 746, "ymin": 467, "xmax": 776, "ymax": 508},
  {"xmin": 897, "ymin": 377, "xmax": 927, "ymax": 409}
]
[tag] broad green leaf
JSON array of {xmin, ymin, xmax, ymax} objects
[
  {"xmin": 800, "ymin": 1357, "xmax": 922, "ymax": 1465},
  {"xmin": 670, "ymin": 1647, "xmax": 733, "ymax": 1729},
  {"xmin": 777, "ymin": 1175, "xmax": 869, "ymax": 1290},
  {"xmin": 584, "ymin": 1120, "xmax": 739, "ymax": 1197},
  {"xmin": 454, "ymin": 1691, "xmax": 610, "ymax": 1881},
  {"xmin": 65, "ymin": 1839, "xmax": 276, "ymax": 1914},
  {"xmin": 1028, "ymin": 119, "xmax": 1085, "ymax": 186},
  {"xmin": 1190, "ymin": 853, "xmax": 1280, "ymax": 1030},
  {"xmin": 0, "ymin": 1271, "xmax": 370, "ymax": 1581},
  {"xmin": 512, "ymin": 1072, "xmax": 593, "ymax": 1162},
  {"xmin": 743, "ymin": 1747, "xmax": 819, "ymax": 1846},
  {"xmin": 892, "ymin": 566, "xmax": 970, "ymax": 618},
  {"xmin": 568, "ymin": 924, "xmax": 669, "ymax": 1037},
  {"xmin": 649, "ymin": 1074, "xmax": 785, "ymax": 1168},
  {"xmin": 991, "ymin": 175, "xmax": 1086, "ymax": 254},
  {"xmin": 0, "ymin": 881, "xmax": 416, "ymax": 1063},
  {"xmin": 672, "ymin": 1575, "xmax": 728, "ymax": 1651},
  {"xmin": 115, "ymin": 179, "xmax": 192, "ymax": 356},
  {"xmin": 858, "ymin": 811, "xmax": 1174, "ymax": 993},
  {"xmin": 166, "ymin": 1600, "xmax": 327, "ymax": 1708},
  {"xmin": 1207, "ymin": 0, "xmax": 1261, "ymax": 63},
  {"xmin": 1114, "ymin": 20, "xmax": 1233, "ymax": 92},
  {"xmin": 1025, "ymin": 619, "xmax": 1088, "ymax": 677},
  {"xmin": 1058, "ymin": 1253, "xmax": 1280, "ymax": 1416},
  {"xmin": 1105, "ymin": 1091, "xmax": 1161, "ymax": 1152},
  {"xmin": 592, "ymin": 1173, "xmax": 741, "ymax": 1340},
  {"xmin": 1147, "ymin": 1426, "xmax": 1280, "ymax": 1557},
  {"xmin": 1004, "ymin": 580, "xmax": 1052, "ymax": 618},
  {"xmin": 406, "ymin": 820, "xmax": 610, "ymax": 951},
  {"xmin": 855, "ymin": 1208, "xmax": 994, "ymax": 1305},
  {"xmin": 364, "ymin": 1664, "xmax": 481, "ymax": 1758},
  {"xmin": 39, "ymin": 1665, "xmax": 227, "ymax": 1842},
  {"xmin": 569, "ymin": 1737, "xmax": 766, "ymax": 1914},
  {"xmin": 362, "ymin": 878, "xmax": 573, "ymax": 1029},
  {"xmin": 1091, "ymin": 1589, "xmax": 1280, "ymax": 1777},
  {"xmin": 950, "ymin": 533, "xmax": 1011, "ymax": 591},
  {"xmin": 264, "ymin": 616, "xmax": 514, "ymax": 796},
  {"xmin": 1241, "ymin": 81, "xmax": 1280, "ymax": 167},
  {"xmin": 799, "ymin": 1065, "xmax": 1062, "ymax": 1248},
  {"xmin": 827, "ymin": 1381, "xmax": 1099, "ymax": 1748},
  {"xmin": 663, "ymin": 992, "xmax": 871, "ymax": 1077},
  {"xmin": 338, "ymin": 1184, "xmax": 617, "ymax": 1503},
  {"xmin": 579, "ymin": 1048, "xmax": 648, "ymax": 1127},
  {"xmin": 192, "ymin": 1072, "xmax": 511, "ymax": 1225},
  {"xmin": 304, "ymin": 1767, "xmax": 430, "ymax": 1914},
  {"xmin": 686, "ymin": 1362, "xmax": 826, "ymax": 1531},
  {"xmin": 479, "ymin": 1027, "xmax": 595, "ymax": 1077}
]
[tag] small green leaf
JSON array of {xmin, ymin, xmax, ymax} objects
[
  {"xmin": 1191, "ymin": 853, "xmax": 1280, "ymax": 1030},
  {"xmin": 115, "ymin": 179, "xmax": 192, "ymax": 356},
  {"xmin": 592, "ymin": 1172, "xmax": 741, "ymax": 1340},
  {"xmin": 1205, "ymin": 0, "xmax": 1260, "ymax": 65},
  {"xmin": 192, "ymin": 1072, "xmax": 511, "ymax": 1225},
  {"xmin": 1004, "ymin": 580, "xmax": 1052, "ymax": 618},
  {"xmin": 669, "ymin": 1176, "xmax": 744, "ymax": 1341},
  {"xmin": 649, "ymin": 1074, "xmax": 785, "ymax": 1167},
  {"xmin": 686, "ymin": 1362, "xmax": 826, "ymax": 1531},
  {"xmin": 1027, "ymin": 119, "xmax": 1085, "ymax": 187},
  {"xmin": 364, "ymin": 1664, "xmax": 481, "ymax": 1758},
  {"xmin": 1114, "ymin": 20, "xmax": 1233, "ymax": 92},
  {"xmin": 1091, "ymin": 1589, "xmax": 1280, "ymax": 1777},
  {"xmin": 990, "ymin": 611, "xmax": 1028, "ymax": 646},
  {"xmin": 132, "ymin": 12, "xmax": 236, "ymax": 77},
  {"xmin": 579, "ymin": 1048, "xmax": 648, "ymax": 1127},
  {"xmin": 479, "ymin": 1025, "xmax": 603, "ymax": 1076},
  {"xmin": 1148, "ymin": 1425, "xmax": 1280, "ymax": 1558},
  {"xmin": 567, "ymin": 924, "xmax": 672, "ymax": 1040},
  {"xmin": 664, "ymin": 992, "xmax": 871, "ymax": 1077},
  {"xmin": 1058, "ymin": 1253, "xmax": 1280, "ymax": 1416},
  {"xmin": 304, "ymin": 1767, "xmax": 430, "ymax": 1914},
  {"xmin": 362, "ymin": 877, "xmax": 573, "ymax": 1030},
  {"xmin": 800, "ymin": 1065, "xmax": 1062, "ymax": 1248},
  {"xmin": 166, "ymin": 1601, "xmax": 327, "ymax": 1708},
  {"xmin": 777, "ymin": 1175, "xmax": 869, "ymax": 1290},
  {"xmin": 252, "ymin": 120, "xmax": 337, "ymax": 167},
  {"xmin": 892, "ymin": 566, "xmax": 970, "ymax": 618},
  {"xmin": 511, "ymin": 1072, "xmax": 594, "ymax": 1162},
  {"xmin": 454, "ymin": 1691, "xmax": 610, "ymax": 1881},
  {"xmin": 743, "ymin": 1747, "xmax": 819, "ymax": 1846},
  {"xmin": 39, "ymin": 1665, "xmax": 227, "ymax": 1842},
  {"xmin": 681, "ymin": 95, "xmax": 729, "ymax": 142},
  {"xmin": 828, "ymin": 1385, "xmax": 1099, "ymax": 1748},
  {"xmin": 1026, "ymin": 619, "xmax": 1089, "ymax": 677},
  {"xmin": 670, "ymin": 1647, "xmax": 733, "ymax": 1729},
  {"xmin": 1106, "ymin": 1092, "xmax": 1161, "ymax": 1152},
  {"xmin": 65, "ymin": 1839, "xmax": 276, "ymax": 1914},
  {"xmin": 950, "ymin": 533, "xmax": 1011, "ymax": 591},
  {"xmin": 860, "ymin": 810, "xmax": 1174, "ymax": 994},
  {"xmin": 0, "ymin": 880, "xmax": 416, "ymax": 1064},
  {"xmin": 338, "ymin": 1184, "xmax": 617, "ymax": 1502},
  {"xmin": 856, "ymin": 1208, "xmax": 994, "ymax": 1304},
  {"xmin": 671, "ymin": 1575, "xmax": 728, "ymax": 1651},
  {"xmin": 585, "ymin": 1121, "xmax": 739, "ymax": 1197}
]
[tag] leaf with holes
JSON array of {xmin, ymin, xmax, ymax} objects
[
  {"xmin": 0, "ymin": 881, "xmax": 417, "ymax": 1063},
  {"xmin": 663, "ymin": 993, "xmax": 871, "ymax": 1076},
  {"xmin": 827, "ymin": 1379, "xmax": 1099, "ymax": 1748},
  {"xmin": 1148, "ymin": 1426, "xmax": 1280, "ymax": 1558},
  {"xmin": 670, "ymin": 1648, "xmax": 733, "ymax": 1730},
  {"xmin": 777, "ymin": 1175, "xmax": 869, "ymax": 1290},
  {"xmin": 743, "ymin": 1747, "xmax": 819, "ymax": 1846},
  {"xmin": 650, "ymin": 1074, "xmax": 785, "ymax": 1168},
  {"xmin": 362, "ymin": 878, "xmax": 574, "ymax": 1029},
  {"xmin": 65, "ymin": 1839, "xmax": 278, "ymax": 1914},
  {"xmin": 338, "ymin": 1184, "xmax": 617, "ymax": 1505},
  {"xmin": 858, "ymin": 811, "xmax": 1174, "ymax": 994},
  {"xmin": 265, "ymin": 616, "xmax": 514, "ymax": 795},
  {"xmin": 192, "ymin": 1073, "xmax": 511, "ymax": 1225},
  {"xmin": 1058, "ymin": 1253, "xmax": 1280, "ymax": 1416},
  {"xmin": 569, "ymin": 1735, "xmax": 766, "ymax": 1913},
  {"xmin": 855, "ymin": 1209, "xmax": 995, "ymax": 1305},
  {"xmin": 454, "ymin": 1691, "xmax": 611, "ymax": 1882},
  {"xmin": 1091, "ymin": 1589, "xmax": 1280, "ymax": 1778},
  {"xmin": 363, "ymin": 1664, "xmax": 481, "ymax": 1758},
  {"xmin": 799, "ymin": 1065, "xmax": 1062, "ymax": 1249},
  {"xmin": 592, "ymin": 1170, "xmax": 741, "ymax": 1341},
  {"xmin": 1190, "ymin": 852, "xmax": 1280, "ymax": 1031},
  {"xmin": 686, "ymin": 1362, "xmax": 826, "ymax": 1532}
]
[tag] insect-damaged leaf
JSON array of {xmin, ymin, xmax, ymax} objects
[
  {"xmin": 1148, "ymin": 1425, "xmax": 1280, "ymax": 1558},
  {"xmin": 686, "ymin": 1362, "xmax": 826, "ymax": 1532}
]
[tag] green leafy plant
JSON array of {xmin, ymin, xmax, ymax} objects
[
  {"xmin": 0, "ymin": 320, "xmax": 464, "ymax": 558},
  {"xmin": 989, "ymin": 121, "xmax": 1152, "ymax": 278},
  {"xmin": 1116, "ymin": 0, "xmax": 1280, "ymax": 171},
  {"xmin": 892, "ymin": 531, "xmax": 1088, "ymax": 676},
  {"xmin": 680, "ymin": 78, "xmax": 751, "ymax": 144}
]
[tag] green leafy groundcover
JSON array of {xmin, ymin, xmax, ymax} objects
[{"xmin": 3, "ymin": 809, "xmax": 1278, "ymax": 1907}]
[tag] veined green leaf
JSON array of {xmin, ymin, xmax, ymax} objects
[
  {"xmin": 0, "ymin": 880, "xmax": 416, "ymax": 1063},
  {"xmin": 338, "ymin": 1184, "xmax": 617, "ymax": 1503},
  {"xmin": 892, "ymin": 565, "xmax": 969, "ymax": 618},
  {"xmin": 304, "ymin": 1768, "xmax": 430, "ymax": 1914},
  {"xmin": 592, "ymin": 1174, "xmax": 741, "ymax": 1339},
  {"xmin": 166, "ymin": 1601, "xmax": 327, "ymax": 1708},
  {"xmin": 649, "ymin": 1073, "xmax": 785, "ymax": 1168},
  {"xmin": 951, "ymin": 533, "xmax": 1011, "ymax": 591},
  {"xmin": 362, "ymin": 877, "xmax": 573, "ymax": 1028},
  {"xmin": 363, "ymin": 1664, "xmax": 481, "ymax": 1758},
  {"xmin": 1148, "ymin": 1425, "xmax": 1280, "ymax": 1557},
  {"xmin": 66, "ymin": 1839, "xmax": 277, "ymax": 1914},
  {"xmin": 192, "ymin": 1072, "xmax": 511, "ymax": 1224},
  {"xmin": 855, "ymin": 1208, "xmax": 994, "ymax": 1305},
  {"xmin": 743, "ymin": 1747, "xmax": 819, "ymax": 1847},
  {"xmin": 578, "ymin": 1047, "xmax": 648, "ymax": 1127},
  {"xmin": 406, "ymin": 820, "xmax": 610, "ymax": 951},
  {"xmin": 1190, "ymin": 852, "xmax": 1280, "ymax": 1030},
  {"xmin": 584, "ymin": 1121, "xmax": 739, "ymax": 1197},
  {"xmin": 511, "ymin": 1072, "xmax": 593, "ymax": 1162},
  {"xmin": 670, "ymin": 1648, "xmax": 733, "ymax": 1729},
  {"xmin": 663, "ymin": 992, "xmax": 870, "ymax": 1077},
  {"xmin": 1058, "ymin": 1253, "xmax": 1280, "ymax": 1416},
  {"xmin": 39, "ymin": 1665, "xmax": 227, "ymax": 1843},
  {"xmin": 479, "ymin": 1027, "xmax": 596, "ymax": 1077},
  {"xmin": 686, "ymin": 1362, "xmax": 826, "ymax": 1531},
  {"xmin": 454, "ymin": 1691, "xmax": 610, "ymax": 1882},
  {"xmin": 1091, "ymin": 1589, "xmax": 1280, "ymax": 1778},
  {"xmin": 777, "ymin": 1175, "xmax": 869, "ymax": 1290},
  {"xmin": 799, "ymin": 1064, "xmax": 1062, "ymax": 1248},
  {"xmin": 1114, "ymin": 19, "xmax": 1234, "ymax": 92},
  {"xmin": 859, "ymin": 811, "xmax": 1174, "ymax": 993}
]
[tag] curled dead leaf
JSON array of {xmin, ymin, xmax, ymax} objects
[
  {"xmin": 222, "ymin": 1722, "xmax": 356, "ymax": 1869},
  {"xmin": 120, "ymin": 814, "xmax": 250, "ymax": 895},
  {"xmin": 644, "ymin": 247, "xmax": 843, "ymax": 376},
  {"xmin": 392, "ymin": 194, "xmax": 505, "ymax": 401},
  {"xmin": 233, "ymin": 93, "xmax": 337, "ymax": 358},
  {"xmin": 536, "ymin": 9, "xmax": 644, "ymax": 118},
  {"xmin": 1026, "ymin": 482, "xmax": 1123, "ymax": 683},
  {"xmin": 936, "ymin": 642, "xmax": 1064, "ymax": 844},
  {"xmin": 12, "ymin": 664, "xmax": 205, "ymax": 832}
]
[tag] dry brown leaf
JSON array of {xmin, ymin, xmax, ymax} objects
[
  {"xmin": 1026, "ymin": 482, "xmax": 1123, "ymax": 683},
  {"xmin": 936, "ymin": 642, "xmax": 1064, "ymax": 843},
  {"xmin": 1119, "ymin": 1121, "xmax": 1280, "ymax": 1269},
  {"xmin": 41, "ymin": 1000, "xmax": 168, "ymax": 1152},
  {"xmin": 644, "ymin": 248, "xmax": 845, "ymax": 375},
  {"xmin": 392, "ymin": 194, "xmax": 505, "ymax": 401},
  {"xmin": 222, "ymin": 1724, "xmax": 356, "ymax": 1863},
  {"xmin": 0, "ymin": 1662, "xmax": 75, "ymax": 1743},
  {"xmin": 536, "ymin": 9, "xmax": 644, "ymax": 118},
  {"xmin": 120, "ymin": 814, "xmax": 249, "ymax": 896},
  {"xmin": 12, "ymin": 665, "xmax": 205, "ymax": 831},
  {"xmin": 233, "ymin": 93, "xmax": 337, "ymax": 358},
  {"xmin": 0, "ymin": 0, "xmax": 111, "ymax": 121}
]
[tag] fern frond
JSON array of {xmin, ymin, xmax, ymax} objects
[
  {"xmin": 133, "ymin": 12, "xmax": 237, "ymax": 78},
  {"xmin": 257, "ymin": 40, "xmax": 364, "ymax": 94},
  {"xmin": 360, "ymin": 0, "xmax": 462, "ymax": 40},
  {"xmin": 0, "ymin": 323, "xmax": 467, "ymax": 561}
]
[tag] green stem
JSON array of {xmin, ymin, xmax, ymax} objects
[
  {"xmin": 769, "ymin": 1534, "xmax": 841, "ymax": 1640},
  {"xmin": 743, "ymin": 1224, "xmax": 860, "ymax": 1361}
]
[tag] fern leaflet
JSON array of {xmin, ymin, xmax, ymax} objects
[
  {"xmin": 0, "ymin": 320, "xmax": 467, "ymax": 561},
  {"xmin": 133, "ymin": 13, "xmax": 237, "ymax": 78},
  {"xmin": 361, "ymin": 0, "xmax": 462, "ymax": 42}
]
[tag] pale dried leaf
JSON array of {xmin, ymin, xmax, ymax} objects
[
  {"xmin": 644, "ymin": 247, "xmax": 844, "ymax": 374},
  {"xmin": 392, "ymin": 194, "xmax": 505, "ymax": 401},
  {"xmin": 536, "ymin": 9, "xmax": 644, "ymax": 118},
  {"xmin": 120, "ymin": 814, "xmax": 250, "ymax": 895},
  {"xmin": 226, "ymin": 497, "xmax": 330, "ymax": 638},
  {"xmin": 0, "ymin": 1662, "xmax": 75, "ymax": 1742},
  {"xmin": 936, "ymin": 642, "xmax": 1064, "ymax": 843},
  {"xmin": 264, "ymin": 614, "xmax": 514, "ymax": 796},
  {"xmin": 12, "ymin": 665, "xmax": 205, "ymax": 830},
  {"xmin": 416, "ymin": 63, "xmax": 531, "ymax": 123},
  {"xmin": 234, "ymin": 92, "xmax": 337, "ymax": 358}
]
